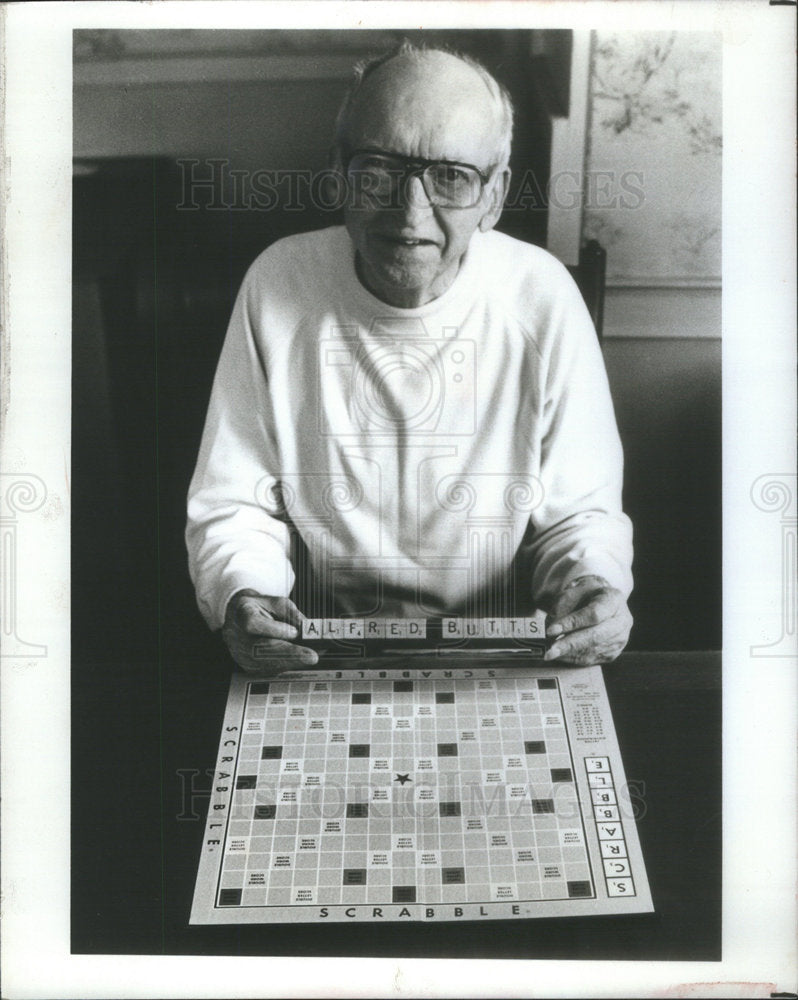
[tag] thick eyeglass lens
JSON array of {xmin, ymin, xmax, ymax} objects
[
  {"xmin": 424, "ymin": 163, "xmax": 482, "ymax": 207},
  {"xmin": 347, "ymin": 154, "xmax": 483, "ymax": 208}
]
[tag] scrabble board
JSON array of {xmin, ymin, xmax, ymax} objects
[{"xmin": 190, "ymin": 658, "xmax": 653, "ymax": 924}]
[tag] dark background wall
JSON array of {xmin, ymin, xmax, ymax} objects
[{"xmin": 604, "ymin": 338, "xmax": 720, "ymax": 649}]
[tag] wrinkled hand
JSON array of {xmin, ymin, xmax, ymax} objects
[
  {"xmin": 544, "ymin": 575, "xmax": 632, "ymax": 666},
  {"xmin": 222, "ymin": 590, "xmax": 319, "ymax": 675}
]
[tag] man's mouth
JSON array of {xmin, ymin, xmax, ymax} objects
[{"xmin": 379, "ymin": 234, "xmax": 436, "ymax": 248}]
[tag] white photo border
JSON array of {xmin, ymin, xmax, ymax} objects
[{"xmin": 2, "ymin": 1, "xmax": 796, "ymax": 997}]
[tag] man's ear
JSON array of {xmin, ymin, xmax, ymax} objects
[{"xmin": 478, "ymin": 167, "xmax": 511, "ymax": 233}]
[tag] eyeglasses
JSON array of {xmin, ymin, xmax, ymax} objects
[{"xmin": 345, "ymin": 149, "xmax": 495, "ymax": 209}]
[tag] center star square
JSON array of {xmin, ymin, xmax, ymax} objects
[{"xmin": 393, "ymin": 773, "xmax": 412, "ymax": 785}]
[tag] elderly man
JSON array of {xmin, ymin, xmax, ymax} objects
[{"xmin": 186, "ymin": 43, "xmax": 633, "ymax": 675}]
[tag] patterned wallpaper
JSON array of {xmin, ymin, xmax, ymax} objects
[{"xmin": 582, "ymin": 32, "xmax": 722, "ymax": 285}]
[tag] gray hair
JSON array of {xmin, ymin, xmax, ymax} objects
[{"xmin": 333, "ymin": 40, "xmax": 515, "ymax": 169}]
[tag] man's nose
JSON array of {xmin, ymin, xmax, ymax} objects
[{"xmin": 399, "ymin": 172, "xmax": 434, "ymax": 214}]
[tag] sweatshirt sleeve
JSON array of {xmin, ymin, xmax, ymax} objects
[
  {"xmin": 522, "ymin": 263, "xmax": 633, "ymax": 609},
  {"xmin": 185, "ymin": 263, "xmax": 296, "ymax": 631}
]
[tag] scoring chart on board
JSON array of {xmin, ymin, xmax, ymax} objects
[{"xmin": 190, "ymin": 661, "xmax": 653, "ymax": 924}]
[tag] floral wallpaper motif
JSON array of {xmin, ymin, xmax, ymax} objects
[{"xmin": 583, "ymin": 32, "xmax": 722, "ymax": 283}]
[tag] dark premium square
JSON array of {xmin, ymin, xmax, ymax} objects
[
  {"xmin": 346, "ymin": 803, "xmax": 369, "ymax": 818},
  {"xmin": 551, "ymin": 768, "xmax": 573, "ymax": 782},
  {"xmin": 442, "ymin": 867, "xmax": 465, "ymax": 884},
  {"xmin": 248, "ymin": 682, "xmax": 270, "ymax": 695},
  {"xmin": 236, "ymin": 775, "xmax": 257, "ymax": 790},
  {"xmin": 393, "ymin": 681, "xmax": 414, "ymax": 692},
  {"xmin": 435, "ymin": 692, "xmax": 455, "ymax": 704},
  {"xmin": 531, "ymin": 798, "xmax": 556, "ymax": 814},
  {"xmin": 439, "ymin": 801, "xmax": 462, "ymax": 817},
  {"xmin": 343, "ymin": 868, "xmax": 368, "ymax": 885},
  {"xmin": 392, "ymin": 885, "xmax": 417, "ymax": 903},
  {"xmin": 349, "ymin": 743, "xmax": 371, "ymax": 758},
  {"xmin": 524, "ymin": 741, "xmax": 546, "ymax": 754},
  {"xmin": 437, "ymin": 743, "xmax": 458, "ymax": 757},
  {"xmin": 218, "ymin": 888, "xmax": 242, "ymax": 906},
  {"xmin": 567, "ymin": 880, "xmax": 594, "ymax": 898},
  {"xmin": 261, "ymin": 745, "xmax": 283, "ymax": 760},
  {"xmin": 351, "ymin": 693, "xmax": 372, "ymax": 704},
  {"xmin": 254, "ymin": 804, "xmax": 277, "ymax": 819},
  {"xmin": 537, "ymin": 678, "xmax": 557, "ymax": 690}
]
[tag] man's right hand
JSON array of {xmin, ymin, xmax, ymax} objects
[{"xmin": 222, "ymin": 590, "xmax": 319, "ymax": 676}]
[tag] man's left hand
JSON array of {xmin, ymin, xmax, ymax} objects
[{"xmin": 544, "ymin": 575, "xmax": 632, "ymax": 665}]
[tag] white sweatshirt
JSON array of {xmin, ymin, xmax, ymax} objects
[{"xmin": 186, "ymin": 225, "xmax": 633, "ymax": 630}]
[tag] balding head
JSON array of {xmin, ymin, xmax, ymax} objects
[{"xmin": 335, "ymin": 44, "xmax": 514, "ymax": 170}]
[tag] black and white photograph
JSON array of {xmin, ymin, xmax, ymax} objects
[{"xmin": 1, "ymin": 2, "xmax": 796, "ymax": 998}]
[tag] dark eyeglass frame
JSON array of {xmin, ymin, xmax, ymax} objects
[{"xmin": 344, "ymin": 147, "xmax": 497, "ymax": 207}]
